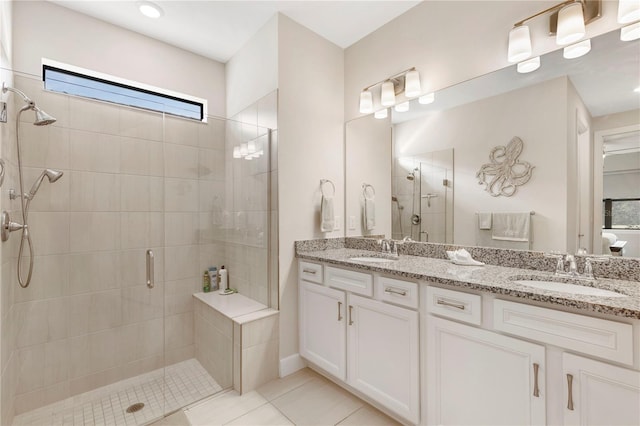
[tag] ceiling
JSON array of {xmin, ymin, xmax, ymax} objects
[{"xmin": 50, "ymin": 0, "xmax": 422, "ymax": 63}]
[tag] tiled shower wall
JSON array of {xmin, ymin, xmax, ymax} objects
[{"xmin": 1, "ymin": 73, "xmax": 231, "ymax": 420}]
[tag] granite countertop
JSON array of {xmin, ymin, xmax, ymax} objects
[{"xmin": 297, "ymin": 248, "xmax": 640, "ymax": 319}]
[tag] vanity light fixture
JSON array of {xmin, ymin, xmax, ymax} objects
[
  {"xmin": 374, "ymin": 108, "xmax": 388, "ymax": 119},
  {"xmin": 358, "ymin": 67, "xmax": 421, "ymax": 113},
  {"xmin": 620, "ymin": 21, "xmax": 640, "ymax": 41},
  {"xmin": 618, "ymin": 0, "xmax": 640, "ymax": 23},
  {"xmin": 517, "ymin": 56, "xmax": 541, "ymax": 73},
  {"xmin": 394, "ymin": 102, "xmax": 410, "ymax": 113},
  {"xmin": 138, "ymin": 1, "xmax": 163, "ymax": 19},
  {"xmin": 240, "ymin": 143, "xmax": 248, "ymax": 157},
  {"xmin": 233, "ymin": 146, "xmax": 241, "ymax": 159},
  {"xmin": 418, "ymin": 92, "xmax": 435, "ymax": 105},
  {"xmin": 507, "ymin": 0, "xmax": 601, "ymax": 64},
  {"xmin": 563, "ymin": 39, "xmax": 591, "ymax": 58}
]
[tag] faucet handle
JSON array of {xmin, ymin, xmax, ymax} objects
[{"xmin": 544, "ymin": 252, "xmax": 565, "ymax": 275}]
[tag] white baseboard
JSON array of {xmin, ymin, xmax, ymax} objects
[{"xmin": 279, "ymin": 353, "xmax": 306, "ymax": 377}]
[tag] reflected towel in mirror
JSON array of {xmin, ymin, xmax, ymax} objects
[
  {"xmin": 492, "ymin": 212, "xmax": 530, "ymax": 242},
  {"xmin": 477, "ymin": 212, "xmax": 492, "ymax": 230},
  {"xmin": 364, "ymin": 198, "xmax": 375, "ymax": 230}
]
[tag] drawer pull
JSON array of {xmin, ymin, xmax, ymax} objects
[
  {"xmin": 384, "ymin": 287, "xmax": 407, "ymax": 296},
  {"xmin": 567, "ymin": 374, "xmax": 574, "ymax": 411},
  {"xmin": 348, "ymin": 305, "xmax": 354, "ymax": 325},
  {"xmin": 533, "ymin": 363, "xmax": 540, "ymax": 397},
  {"xmin": 337, "ymin": 301, "xmax": 343, "ymax": 321},
  {"xmin": 302, "ymin": 268, "xmax": 317, "ymax": 275},
  {"xmin": 436, "ymin": 298, "xmax": 465, "ymax": 310}
]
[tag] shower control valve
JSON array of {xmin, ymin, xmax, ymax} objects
[{"xmin": 1, "ymin": 210, "xmax": 25, "ymax": 242}]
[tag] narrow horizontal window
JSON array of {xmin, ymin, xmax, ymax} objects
[
  {"xmin": 603, "ymin": 198, "xmax": 640, "ymax": 230},
  {"xmin": 42, "ymin": 62, "xmax": 205, "ymax": 121}
]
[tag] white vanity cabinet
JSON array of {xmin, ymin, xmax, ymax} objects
[
  {"xmin": 298, "ymin": 261, "xmax": 420, "ymax": 424},
  {"xmin": 426, "ymin": 316, "xmax": 546, "ymax": 426},
  {"xmin": 562, "ymin": 353, "xmax": 640, "ymax": 426},
  {"xmin": 299, "ymin": 280, "xmax": 347, "ymax": 380}
]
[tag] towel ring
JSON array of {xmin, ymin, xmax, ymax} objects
[
  {"xmin": 320, "ymin": 179, "xmax": 335, "ymax": 198},
  {"xmin": 362, "ymin": 183, "xmax": 375, "ymax": 200}
]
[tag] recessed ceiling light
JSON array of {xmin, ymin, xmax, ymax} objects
[{"xmin": 138, "ymin": 1, "xmax": 163, "ymax": 19}]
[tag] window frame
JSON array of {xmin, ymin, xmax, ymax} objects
[{"xmin": 41, "ymin": 58, "xmax": 207, "ymax": 122}]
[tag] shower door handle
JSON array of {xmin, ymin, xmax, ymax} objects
[{"xmin": 146, "ymin": 249, "xmax": 154, "ymax": 289}]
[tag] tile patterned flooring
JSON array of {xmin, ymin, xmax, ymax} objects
[
  {"xmin": 175, "ymin": 368, "xmax": 402, "ymax": 426},
  {"xmin": 13, "ymin": 359, "xmax": 222, "ymax": 426}
]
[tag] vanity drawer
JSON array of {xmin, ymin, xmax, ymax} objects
[
  {"xmin": 326, "ymin": 266, "xmax": 373, "ymax": 296},
  {"xmin": 377, "ymin": 276, "xmax": 418, "ymax": 309},
  {"xmin": 299, "ymin": 261, "xmax": 323, "ymax": 284},
  {"xmin": 426, "ymin": 286, "xmax": 482, "ymax": 325},
  {"xmin": 494, "ymin": 299, "xmax": 633, "ymax": 365}
]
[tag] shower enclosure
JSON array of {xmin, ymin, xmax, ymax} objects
[
  {"xmin": 392, "ymin": 149, "xmax": 453, "ymax": 243},
  {"xmin": 0, "ymin": 71, "xmax": 275, "ymax": 426}
]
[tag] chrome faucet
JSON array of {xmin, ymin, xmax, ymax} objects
[
  {"xmin": 379, "ymin": 239, "xmax": 398, "ymax": 257},
  {"xmin": 565, "ymin": 254, "xmax": 578, "ymax": 276},
  {"xmin": 546, "ymin": 252, "xmax": 609, "ymax": 279}
]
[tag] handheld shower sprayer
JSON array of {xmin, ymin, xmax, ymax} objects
[
  {"xmin": 1, "ymin": 82, "xmax": 60, "ymax": 288},
  {"xmin": 28, "ymin": 169, "xmax": 64, "ymax": 199}
]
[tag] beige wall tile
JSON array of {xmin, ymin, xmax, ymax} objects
[
  {"xmin": 165, "ymin": 116, "xmax": 199, "ymax": 147},
  {"xmin": 69, "ymin": 212, "xmax": 119, "ymax": 252},
  {"xmin": 165, "ymin": 278, "xmax": 199, "ymax": 316},
  {"xmin": 18, "ymin": 123, "xmax": 70, "ymax": 169},
  {"xmin": 21, "ymin": 166, "xmax": 70, "ymax": 212},
  {"xmin": 122, "ymin": 284, "xmax": 164, "ymax": 324},
  {"xmin": 165, "ymin": 311, "xmax": 194, "ymax": 350},
  {"xmin": 120, "ymin": 174, "xmax": 150, "ymax": 211},
  {"xmin": 119, "ymin": 107, "xmax": 163, "ymax": 141},
  {"xmin": 165, "ymin": 212, "xmax": 199, "ymax": 247},
  {"xmin": 241, "ymin": 340, "xmax": 279, "ymax": 392},
  {"xmin": 26, "ymin": 212, "xmax": 70, "ymax": 255},
  {"xmin": 70, "ymin": 130, "xmax": 120, "ymax": 173},
  {"xmin": 69, "ymin": 171, "xmax": 120, "ymax": 211},
  {"xmin": 165, "ymin": 143, "xmax": 199, "ymax": 179},
  {"xmin": 241, "ymin": 314, "xmax": 279, "ymax": 348},
  {"xmin": 68, "ymin": 251, "xmax": 119, "ymax": 295},
  {"xmin": 165, "ymin": 245, "xmax": 198, "ymax": 281},
  {"xmin": 165, "ymin": 178, "xmax": 199, "ymax": 212},
  {"xmin": 68, "ymin": 97, "xmax": 119, "ymax": 134}
]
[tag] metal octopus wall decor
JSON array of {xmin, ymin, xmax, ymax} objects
[{"xmin": 476, "ymin": 136, "xmax": 534, "ymax": 197}]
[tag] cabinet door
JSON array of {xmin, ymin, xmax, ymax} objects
[
  {"xmin": 426, "ymin": 316, "xmax": 545, "ymax": 426},
  {"xmin": 299, "ymin": 280, "xmax": 346, "ymax": 380},
  {"xmin": 347, "ymin": 294, "xmax": 420, "ymax": 424},
  {"xmin": 563, "ymin": 353, "xmax": 640, "ymax": 426}
]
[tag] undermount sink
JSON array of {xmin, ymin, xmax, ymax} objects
[
  {"xmin": 349, "ymin": 256, "xmax": 398, "ymax": 263},
  {"xmin": 513, "ymin": 279, "xmax": 627, "ymax": 298}
]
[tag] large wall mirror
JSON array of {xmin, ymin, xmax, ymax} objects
[{"xmin": 345, "ymin": 29, "xmax": 639, "ymax": 258}]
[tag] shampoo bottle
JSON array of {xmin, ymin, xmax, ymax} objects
[{"xmin": 202, "ymin": 270, "xmax": 211, "ymax": 293}]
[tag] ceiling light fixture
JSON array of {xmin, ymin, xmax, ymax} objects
[
  {"xmin": 563, "ymin": 39, "xmax": 591, "ymax": 58},
  {"xmin": 138, "ymin": 1, "xmax": 163, "ymax": 19},
  {"xmin": 358, "ymin": 67, "xmax": 421, "ymax": 113},
  {"xmin": 517, "ymin": 56, "xmax": 541, "ymax": 73},
  {"xmin": 507, "ymin": 1, "xmax": 601, "ymax": 63}
]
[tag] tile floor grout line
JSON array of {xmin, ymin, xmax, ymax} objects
[{"xmin": 219, "ymin": 400, "xmax": 272, "ymax": 426}]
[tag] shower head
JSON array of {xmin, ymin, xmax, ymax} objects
[
  {"xmin": 406, "ymin": 172, "xmax": 415, "ymax": 181},
  {"xmin": 2, "ymin": 83, "xmax": 57, "ymax": 126},
  {"xmin": 34, "ymin": 107, "xmax": 56, "ymax": 126},
  {"xmin": 28, "ymin": 169, "xmax": 63, "ymax": 199}
]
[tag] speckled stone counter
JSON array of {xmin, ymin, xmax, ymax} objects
[{"xmin": 296, "ymin": 247, "xmax": 640, "ymax": 319}]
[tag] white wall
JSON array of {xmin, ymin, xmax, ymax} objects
[
  {"xmin": 277, "ymin": 14, "xmax": 344, "ymax": 367},
  {"xmin": 394, "ymin": 77, "xmax": 570, "ymax": 252},
  {"xmin": 13, "ymin": 1, "xmax": 226, "ymax": 117},
  {"xmin": 225, "ymin": 16, "xmax": 278, "ymax": 118},
  {"xmin": 344, "ymin": 0, "xmax": 624, "ymax": 122}
]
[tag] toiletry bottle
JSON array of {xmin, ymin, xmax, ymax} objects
[
  {"xmin": 203, "ymin": 270, "xmax": 211, "ymax": 293},
  {"xmin": 209, "ymin": 266, "xmax": 218, "ymax": 291},
  {"xmin": 219, "ymin": 265, "xmax": 228, "ymax": 292}
]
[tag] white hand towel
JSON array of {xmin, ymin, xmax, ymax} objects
[
  {"xmin": 492, "ymin": 212, "xmax": 530, "ymax": 242},
  {"xmin": 320, "ymin": 196, "xmax": 335, "ymax": 232},
  {"xmin": 477, "ymin": 212, "xmax": 492, "ymax": 230},
  {"xmin": 364, "ymin": 198, "xmax": 375, "ymax": 230}
]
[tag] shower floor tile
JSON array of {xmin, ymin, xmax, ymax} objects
[{"xmin": 13, "ymin": 358, "xmax": 223, "ymax": 426}]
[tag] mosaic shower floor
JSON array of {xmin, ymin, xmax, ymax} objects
[{"xmin": 13, "ymin": 359, "xmax": 223, "ymax": 426}]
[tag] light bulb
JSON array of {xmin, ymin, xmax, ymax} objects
[
  {"xmin": 621, "ymin": 22, "xmax": 640, "ymax": 41},
  {"xmin": 563, "ymin": 39, "xmax": 591, "ymax": 59},
  {"xmin": 517, "ymin": 56, "xmax": 540, "ymax": 73},
  {"xmin": 359, "ymin": 89, "xmax": 373, "ymax": 113},
  {"xmin": 394, "ymin": 102, "xmax": 410, "ymax": 113},
  {"xmin": 381, "ymin": 81, "xmax": 396, "ymax": 106},
  {"xmin": 556, "ymin": 2, "xmax": 585, "ymax": 45},
  {"xmin": 418, "ymin": 93, "xmax": 435, "ymax": 105},
  {"xmin": 374, "ymin": 109, "xmax": 388, "ymax": 119},
  {"xmin": 508, "ymin": 25, "xmax": 532, "ymax": 63},
  {"xmin": 404, "ymin": 70, "xmax": 421, "ymax": 98},
  {"xmin": 618, "ymin": 0, "xmax": 640, "ymax": 24}
]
